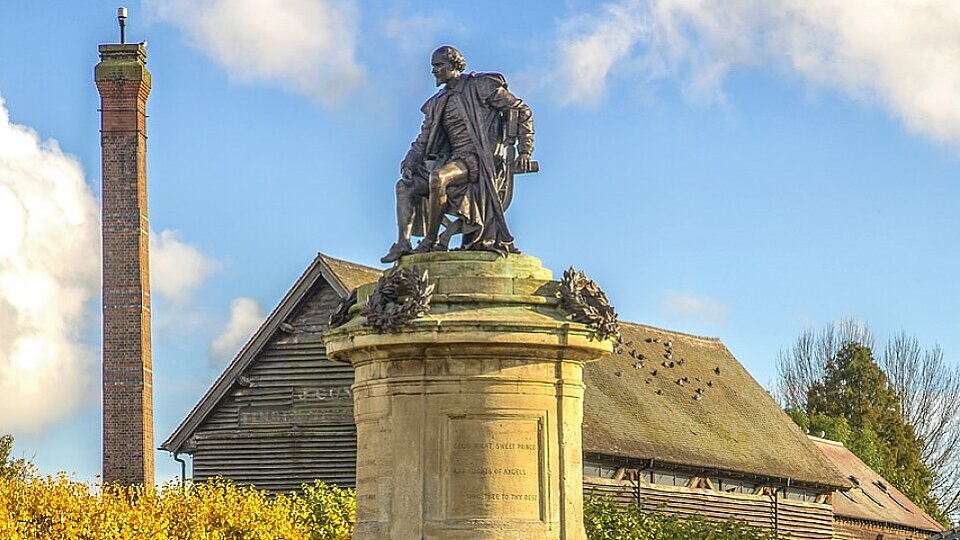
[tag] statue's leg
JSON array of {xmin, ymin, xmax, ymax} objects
[
  {"xmin": 395, "ymin": 178, "xmax": 417, "ymax": 243},
  {"xmin": 419, "ymin": 161, "xmax": 469, "ymax": 249},
  {"xmin": 382, "ymin": 178, "xmax": 427, "ymax": 263}
]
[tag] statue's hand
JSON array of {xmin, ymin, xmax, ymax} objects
[
  {"xmin": 401, "ymin": 167, "xmax": 414, "ymax": 185},
  {"xmin": 516, "ymin": 154, "xmax": 532, "ymax": 173}
]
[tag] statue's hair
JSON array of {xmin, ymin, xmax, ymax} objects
[{"xmin": 433, "ymin": 45, "xmax": 467, "ymax": 72}]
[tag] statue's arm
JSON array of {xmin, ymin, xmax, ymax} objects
[
  {"xmin": 401, "ymin": 122, "xmax": 428, "ymax": 175},
  {"xmin": 487, "ymin": 86, "xmax": 534, "ymax": 157},
  {"xmin": 401, "ymin": 104, "xmax": 431, "ymax": 176}
]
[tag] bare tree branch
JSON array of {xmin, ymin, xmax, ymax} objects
[
  {"xmin": 882, "ymin": 333, "xmax": 960, "ymax": 519},
  {"xmin": 776, "ymin": 318, "xmax": 872, "ymax": 411},
  {"xmin": 777, "ymin": 321, "xmax": 960, "ymax": 520}
]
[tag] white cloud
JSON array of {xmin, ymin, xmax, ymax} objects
[
  {"xmin": 553, "ymin": 0, "xmax": 960, "ymax": 148},
  {"xmin": 553, "ymin": 1, "xmax": 652, "ymax": 106},
  {"xmin": 210, "ymin": 297, "xmax": 264, "ymax": 360},
  {"xmin": 660, "ymin": 291, "xmax": 730, "ymax": 324},
  {"xmin": 0, "ymin": 95, "xmax": 100, "ymax": 434},
  {"xmin": 150, "ymin": 230, "xmax": 219, "ymax": 305},
  {"xmin": 146, "ymin": 0, "xmax": 365, "ymax": 105},
  {"xmin": 383, "ymin": 13, "xmax": 464, "ymax": 55}
]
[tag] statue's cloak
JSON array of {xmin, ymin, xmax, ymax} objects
[{"xmin": 403, "ymin": 72, "xmax": 515, "ymax": 253}]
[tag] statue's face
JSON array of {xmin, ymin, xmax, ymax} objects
[{"xmin": 431, "ymin": 52, "xmax": 458, "ymax": 86}]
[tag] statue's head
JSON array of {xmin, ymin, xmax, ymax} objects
[{"xmin": 431, "ymin": 45, "xmax": 466, "ymax": 87}]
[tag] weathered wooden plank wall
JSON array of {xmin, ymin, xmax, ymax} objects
[
  {"xmin": 583, "ymin": 477, "xmax": 834, "ymax": 540},
  {"xmin": 191, "ymin": 282, "xmax": 358, "ymax": 492}
]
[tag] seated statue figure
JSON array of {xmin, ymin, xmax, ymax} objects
[{"xmin": 381, "ymin": 45, "xmax": 536, "ymax": 264}]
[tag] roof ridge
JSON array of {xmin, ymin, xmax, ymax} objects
[
  {"xmin": 620, "ymin": 320, "xmax": 722, "ymax": 343},
  {"xmin": 316, "ymin": 252, "xmax": 381, "ymax": 273},
  {"xmin": 808, "ymin": 434, "xmax": 845, "ymax": 447}
]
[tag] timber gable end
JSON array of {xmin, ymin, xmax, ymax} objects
[
  {"xmin": 191, "ymin": 283, "xmax": 357, "ymax": 490},
  {"xmin": 161, "ymin": 254, "xmax": 382, "ymax": 491}
]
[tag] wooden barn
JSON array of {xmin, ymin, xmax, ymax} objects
[
  {"xmin": 580, "ymin": 323, "xmax": 843, "ymax": 539},
  {"xmin": 162, "ymin": 253, "xmax": 944, "ymax": 539},
  {"xmin": 578, "ymin": 320, "xmax": 944, "ymax": 539}
]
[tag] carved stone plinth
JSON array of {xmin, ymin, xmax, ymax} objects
[{"xmin": 324, "ymin": 252, "xmax": 610, "ymax": 539}]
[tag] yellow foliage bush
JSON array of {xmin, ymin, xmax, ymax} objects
[{"xmin": 0, "ymin": 473, "xmax": 355, "ymax": 540}]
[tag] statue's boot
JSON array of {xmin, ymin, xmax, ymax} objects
[
  {"xmin": 412, "ymin": 237, "xmax": 439, "ymax": 254},
  {"xmin": 381, "ymin": 239, "xmax": 412, "ymax": 264}
]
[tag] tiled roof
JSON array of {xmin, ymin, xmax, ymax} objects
[
  {"xmin": 810, "ymin": 436, "xmax": 943, "ymax": 532},
  {"xmin": 318, "ymin": 254, "xmax": 383, "ymax": 293},
  {"xmin": 582, "ymin": 322, "xmax": 849, "ymax": 488}
]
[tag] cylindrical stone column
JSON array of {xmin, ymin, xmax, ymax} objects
[{"xmin": 324, "ymin": 252, "xmax": 610, "ymax": 540}]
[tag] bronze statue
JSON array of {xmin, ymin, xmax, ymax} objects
[{"xmin": 381, "ymin": 45, "xmax": 537, "ymax": 263}]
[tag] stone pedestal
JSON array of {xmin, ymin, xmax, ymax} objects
[{"xmin": 324, "ymin": 252, "xmax": 610, "ymax": 540}]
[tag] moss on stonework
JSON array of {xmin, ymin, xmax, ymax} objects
[
  {"xmin": 354, "ymin": 252, "xmax": 556, "ymax": 315},
  {"xmin": 324, "ymin": 251, "xmax": 613, "ymax": 359},
  {"xmin": 397, "ymin": 251, "xmax": 552, "ymax": 279},
  {"xmin": 95, "ymin": 44, "xmax": 151, "ymax": 85}
]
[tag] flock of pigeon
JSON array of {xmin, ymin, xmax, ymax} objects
[{"xmin": 611, "ymin": 335, "xmax": 722, "ymax": 402}]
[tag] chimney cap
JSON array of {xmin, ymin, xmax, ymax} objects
[{"xmin": 117, "ymin": 7, "xmax": 128, "ymax": 44}]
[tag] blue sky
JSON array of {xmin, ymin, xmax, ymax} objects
[{"xmin": 1, "ymin": 0, "xmax": 959, "ymax": 484}]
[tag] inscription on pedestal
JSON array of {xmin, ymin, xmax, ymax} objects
[
  {"xmin": 445, "ymin": 415, "xmax": 544, "ymax": 520},
  {"xmin": 355, "ymin": 421, "xmax": 379, "ymax": 519}
]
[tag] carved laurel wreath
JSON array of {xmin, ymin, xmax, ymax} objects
[
  {"xmin": 328, "ymin": 290, "xmax": 358, "ymax": 329},
  {"xmin": 557, "ymin": 267, "xmax": 621, "ymax": 342},
  {"xmin": 360, "ymin": 266, "xmax": 435, "ymax": 333}
]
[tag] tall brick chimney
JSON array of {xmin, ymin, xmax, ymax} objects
[{"xmin": 95, "ymin": 39, "xmax": 154, "ymax": 486}]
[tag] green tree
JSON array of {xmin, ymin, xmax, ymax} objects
[
  {"xmin": 792, "ymin": 343, "xmax": 943, "ymax": 523},
  {"xmin": 0, "ymin": 435, "xmax": 31, "ymax": 480},
  {"xmin": 583, "ymin": 498, "xmax": 773, "ymax": 540},
  {"xmin": 785, "ymin": 410, "xmax": 852, "ymax": 446}
]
